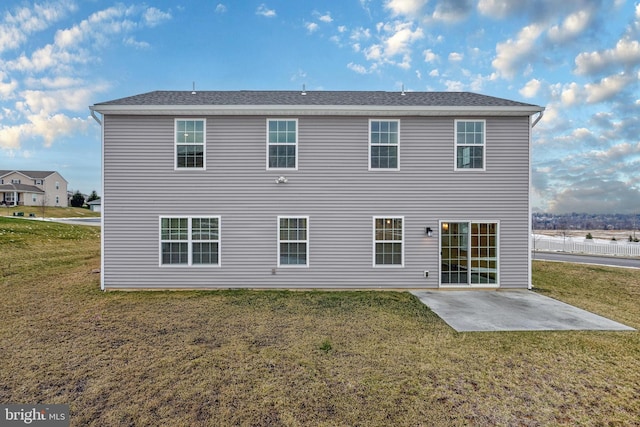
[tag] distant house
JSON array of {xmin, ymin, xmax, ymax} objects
[
  {"xmin": 87, "ymin": 199, "xmax": 101, "ymax": 212},
  {"xmin": 0, "ymin": 170, "xmax": 68, "ymax": 207},
  {"xmin": 91, "ymin": 90, "xmax": 544, "ymax": 291}
]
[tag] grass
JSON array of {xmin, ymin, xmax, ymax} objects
[
  {"xmin": 1, "ymin": 217, "xmax": 639, "ymax": 426},
  {"xmin": 0, "ymin": 205, "xmax": 100, "ymax": 218}
]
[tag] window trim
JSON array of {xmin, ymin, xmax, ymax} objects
[
  {"xmin": 369, "ymin": 119, "xmax": 400, "ymax": 171},
  {"xmin": 266, "ymin": 118, "xmax": 299, "ymax": 171},
  {"xmin": 454, "ymin": 119, "xmax": 486, "ymax": 171},
  {"xmin": 174, "ymin": 118, "xmax": 206, "ymax": 171},
  {"xmin": 277, "ymin": 215, "xmax": 309, "ymax": 267},
  {"xmin": 438, "ymin": 219, "xmax": 499, "ymax": 287},
  {"xmin": 159, "ymin": 216, "xmax": 221, "ymax": 267},
  {"xmin": 372, "ymin": 216, "xmax": 405, "ymax": 267}
]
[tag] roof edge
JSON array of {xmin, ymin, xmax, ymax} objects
[{"xmin": 91, "ymin": 104, "xmax": 544, "ymax": 116}]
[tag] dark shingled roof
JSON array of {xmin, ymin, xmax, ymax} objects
[{"xmin": 95, "ymin": 90, "xmax": 540, "ymax": 108}]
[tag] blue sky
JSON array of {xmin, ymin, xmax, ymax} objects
[{"xmin": 1, "ymin": 0, "xmax": 639, "ymax": 213}]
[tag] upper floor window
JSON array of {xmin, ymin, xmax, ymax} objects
[
  {"xmin": 175, "ymin": 119, "xmax": 205, "ymax": 169},
  {"xmin": 373, "ymin": 217, "xmax": 403, "ymax": 266},
  {"xmin": 11, "ymin": 179, "xmax": 20, "ymax": 184},
  {"xmin": 369, "ymin": 120, "xmax": 399, "ymax": 170},
  {"xmin": 160, "ymin": 216, "xmax": 220, "ymax": 266},
  {"xmin": 267, "ymin": 119, "xmax": 297, "ymax": 169},
  {"xmin": 455, "ymin": 120, "xmax": 485, "ymax": 170},
  {"xmin": 35, "ymin": 179, "xmax": 43, "ymax": 185},
  {"xmin": 55, "ymin": 181, "xmax": 59, "ymax": 189}
]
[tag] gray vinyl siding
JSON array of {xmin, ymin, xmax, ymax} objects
[{"xmin": 102, "ymin": 114, "xmax": 530, "ymax": 290}]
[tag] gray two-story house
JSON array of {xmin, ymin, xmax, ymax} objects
[{"xmin": 90, "ymin": 90, "xmax": 544, "ymax": 291}]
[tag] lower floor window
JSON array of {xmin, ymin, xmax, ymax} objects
[
  {"xmin": 160, "ymin": 216, "xmax": 220, "ymax": 266},
  {"xmin": 374, "ymin": 217, "xmax": 403, "ymax": 266},
  {"xmin": 441, "ymin": 221, "xmax": 498, "ymax": 285},
  {"xmin": 278, "ymin": 217, "xmax": 308, "ymax": 266}
]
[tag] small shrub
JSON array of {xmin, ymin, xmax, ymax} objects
[
  {"xmin": 586, "ymin": 233, "xmax": 593, "ymax": 240},
  {"xmin": 319, "ymin": 339, "xmax": 332, "ymax": 353}
]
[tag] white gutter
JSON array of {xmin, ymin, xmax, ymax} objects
[
  {"xmin": 90, "ymin": 104, "xmax": 545, "ymax": 117},
  {"xmin": 531, "ymin": 110, "xmax": 544, "ymax": 128},
  {"xmin": 89, "ymin": 106, "xmax": 102, "ymax": 125}
]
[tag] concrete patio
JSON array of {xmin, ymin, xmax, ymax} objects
[{"xmin": 411, "ymin": 290, "xmax": 635, "ymax": 332}]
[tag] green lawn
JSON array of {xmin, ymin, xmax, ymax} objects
[
  {"xmin": 1, "ymin": 217, "xmax": 638, "ymax": 426},
  {"xmin": 0, "ymin": 206, "xmax": 100, "ymax": 218}
]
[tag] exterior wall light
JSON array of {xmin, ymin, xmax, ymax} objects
[
  {"xmin": 426, "ymin": 227, "xmax": 433, "ymax": 237},
  {"xmin": 275, "ymin": 176, "xmax": 288, "ymax": 184}
]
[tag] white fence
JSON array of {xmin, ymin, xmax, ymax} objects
[{"xmin": 532, "ymin": 234, "xmax": 640, "ymax": 257}]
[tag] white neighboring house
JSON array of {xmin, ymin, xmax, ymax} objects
[
  {"xmin": 0, "ymin": 170, "xmax": 68, "ymax": 207},
  {"xmin": 87, "ymin": 199, "xmax": 102, "ymax": 212}
]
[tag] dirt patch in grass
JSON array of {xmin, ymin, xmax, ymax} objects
[{"xmin": 1, "ymin": 217, "xmax": 639, "ymax": 426}]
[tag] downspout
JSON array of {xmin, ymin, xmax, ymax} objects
[
  {"xmin": 528, "ymin": 109, "xmax": 544, "ymax": 290},
  {"xmin": 89, "ymin": 106, "xmax": 105, "ymax": 291}
]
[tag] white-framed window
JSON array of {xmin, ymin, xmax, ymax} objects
[
  {"xmin": 160, "ymin": 216, "xmax": 220, "ymax": 266},
  {"xmin": 455, "ymin": 120, "xmax": 485, "ymax": 170},
  {"xmin": 267, "ymin": 119, "xmax": 298, "ymax": 169},
  {"xmin": 55, "ymin": 181, "xmax": 59, "ymax": 189},
  {"xmin": 175, "ymin": 119, "xmax": 206, "ymax": 169},
  {"xmin": 32, "ymin": 194, "xmax": 37, "ymax": 203},
  {"xmin": 35, "ymin": 179, "xmax": 43, "ymax": 185},
  {"xmin": 55, "ymin": 196, "xmax": 59, "ymax": 205},
  {"xmin": 373, "ymin": 217, "xmax": 404, "ymax": 266},
  {"xmin": 369, "ymin": 119, "xmax": 400, "ymax": 170},
  {"xmin": 440, "ymin": 221, "xmax": 498, "ymax": 286},
  {"xmin": 11, "ymin": 179, "xmax": 20, "ymax": 184},
  {"xmin": 278, "ymin": 216, "xmax": 308, "ymax": 266}
]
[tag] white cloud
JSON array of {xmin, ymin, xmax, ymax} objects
[
  {"xmin": 306, "ymin": 22, "xmax": 319, "ymax": 33},
  {"xmin": 423, "ymin": 49, "xmax": 438, "ymax": 63},
  {"xmin": 520, "ymin": 78, "xmax": 541, "ymax": 98},
  {"xmin": 347, "ymin": 62, "xmax": 370, "ymax": 74},
  {"xmin": 575, "ymin": 38, "xmax": 640, "ymax": 75},
  {"xmin": 560, "ymin": 82, "xmax": 583, "ymax": 106},
  {"xmin": 477, "ymin": 0, "xmax": 518, "ymax": 18},
  {"xmin": 28, "ymin": 113, "xmax": 90, "ymax": 147},
  {"xmin": 548, "ymin": 9, "xmax": 592, "ymax": 43},
  {"xmin": 492, "ymin": 23, "xmax": 545, "ymax": 78},
  {"xmin": 256, "ymin": 4, "xmax": 276, "ymax": 18},
  {"xmin": 415, "ymin": 69, "xmax": 421, "ymax": 79},
  {"xmin": 429, "ymin": 69, "xmax": 439, "ymax": 77},
  {"xmin": 364, "ymin": 44, "xmax": 383, "ymax": 61},
  {"xmin": 384, "ymin": 0, "xmax": 427, "ymax": 17},
  {"xmin": 384, "ymin": 22, "xmax": 423, "ymax": 56},
  {"xmin": 0, "ymin": 1, "xmax": 76, "ymax": 53},
  {"xmin": 317, "ymin": 12, "xmax": 333, "ymax": 23},
  {"xmin": 215, "ymin": 4, "xmax": 227, "ymax": 14},
  {"xmin": 350, "ymin": 27, "xmax": 371, "ymax": 41},
  {"xmin": 448, "ymin": 52, "xmax": 463, "ymax": 62},
  {"xmin": 0, "ymin": 4, "xmax": 167, "ymax": 151},
  {"xmin": 585, "ymin": 73, "xmax": 634, "ymax": 104},
  {"xmin": 123, "ymin": 36, "xmax": 150, "ymax": 49},
  {"xmin": 431, "ymin": 0, "xmax": 473, "ymax": 23},
  {"xmin": 0, "ymin": 72, "xmax": 18, "ymax": 99},
  {"xmin": 143, "ymin": 7, "xmax": 172, "ymax": 27},
  {"xmin": 360, "ymin": 21, "xmax": 423, "ymax": 68},
  {"xmin": 445, "ymin": 80, "xmax": 464, "ymax": 91}
]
